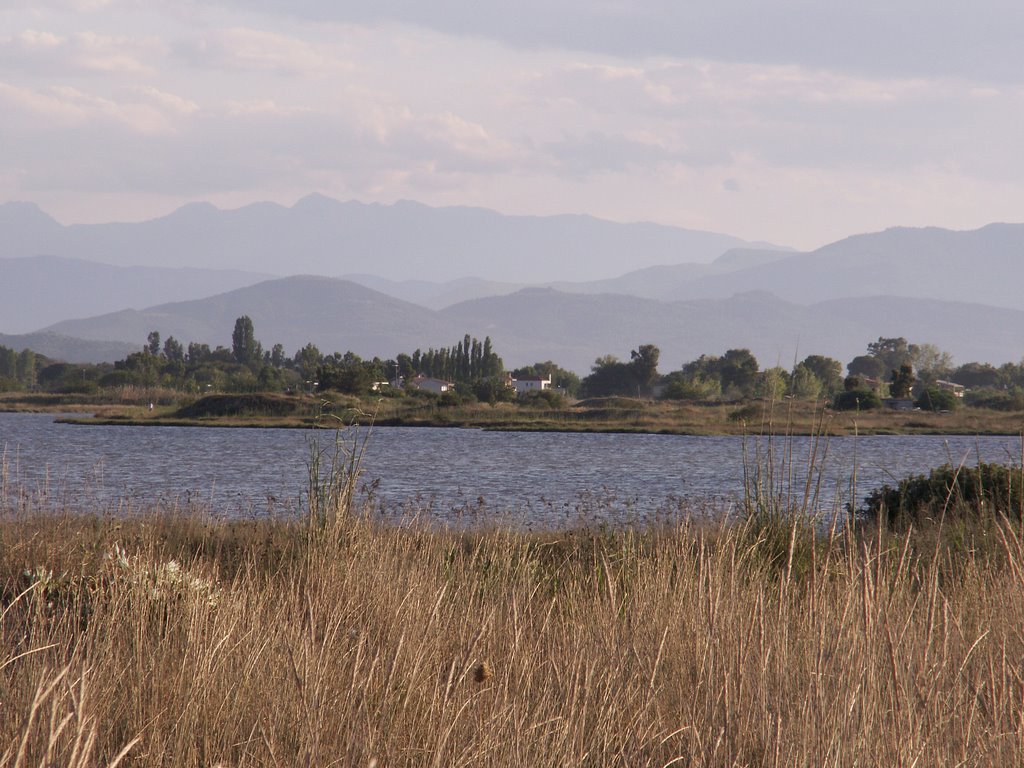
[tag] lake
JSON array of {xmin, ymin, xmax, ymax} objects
[{"xmin": 2, "ymin": 412, "xmax": 1022, "ymax": 527}]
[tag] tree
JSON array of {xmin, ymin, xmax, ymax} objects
[
  {"xmin": 719, "ymin": 349, "xmax": 759, "ymax": 397},
  {"xmin": 756, "ymin": 367, "xmax": 789, "ymax": 400},
  {"xmin": 788, "ymin": 364, "xmax": 823, "ymax": 400},
  {"xmin": 889, "ymin": 364, "xmax": 915, "ymax": 399},
  {"xmin": 866, "ymin": 337, "xmax": 916, "ymax": 371},
  {"xmin": 580, "ymin": 355, "xmax": 638, "ymax": 398},
  {"xmin": 798, "ymin": 355, "xmax": 843, "ymax": 395},
  {"xmin": 232, "ymin": 316, "xmax": 258, "ymax": 366},
  {"xmin": 270, "ymin": 343, "xmax": 287, "ymax": 368},
  {"xmin": 187, "ymin": 342, "xmax": 211, "ymax": 365},
  {"xmin": 294, "ymin": 343, "xmax": 322, "ymax": 380},
  {"xmin": 847, "ymin": 355, "xmax": 886, "ymax": 379},
  {"xmin": 16, "ymin": 349, "xmax": 36, "ymax": 388},
  {"xmin": 163, "ymin": 336, "xmax": 184, "ymax": 363},
  {"xmin": 913, "ymin": 343, "xmax": 953, "ymax": 383},
  {"xmin": 629, "ymin": 344, "xmax": 660, "ymax": 396},
  {"xmin": 951, "ymin": 362, "xmax": 1002, "ymax": 389},
  {"xmin": 146, "ymin": 331, "xmax": 161, "ymax": 356}
]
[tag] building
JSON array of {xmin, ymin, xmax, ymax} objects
[
  {"xmin": 407, "ymin": 375, "xmax": 455, "ymax": 394},
  {"xmin": 510, "ymin": 375, "xmax": 551, "ymax": 396}
]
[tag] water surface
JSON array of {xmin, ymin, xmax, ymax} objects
[{"xmin": 2, "ymin": 412, "xmax": 1021, "ymax": 527}]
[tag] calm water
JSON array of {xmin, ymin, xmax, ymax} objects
[{"xmin": 2, "ymin": 412, "xmax": 1022, "ymax": 527}]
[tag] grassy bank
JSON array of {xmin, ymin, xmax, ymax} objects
[
  {"xmin": 3, "ymin": 484, "xmax": 1024, "ymax": 764},
  {"xmin": 7, "ymin": 389, "xmax": 1024, "ymax": 435}
]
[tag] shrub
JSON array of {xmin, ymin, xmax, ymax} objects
[
  {"xmin": 964, "ymin": 389, "xmax": 1024, "ymax": 411},
  {"xmin": 439, "ymin": 391, "xmax": 464, "ymax": 407},
  {"xmin": 860, "ymin": 462, "xmax": 1024, "ymax": 527},
  {"xmin": 520, "ymin": 389, "xmax": 567, "ymax": 409},
  {"xmin": 832, "ymin": 389, "xmax": 881, "ymax": 411},
  {"xmin": 916, "ymin": 387, "xmax": 960, "ymax": 411}
]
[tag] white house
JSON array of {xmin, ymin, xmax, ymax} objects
[
  {"xmin": 934, "ymin": 380, "xmax": 966, "ymax": 398},
  {"xmin": 511, "ymin": 375, "xmax": 551, "ymax": 396},
  {"xmin": 408, "ymin": 375, "xmax": 455, "ymax": 394}
]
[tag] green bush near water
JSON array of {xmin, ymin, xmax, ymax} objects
[
  {"xmin": 861, "ymin": 462, "xmax": 1024, "ymax": 527},
  {"xmin": 832, "ymin": 389, "xmax": 882, "ymax": 411}
]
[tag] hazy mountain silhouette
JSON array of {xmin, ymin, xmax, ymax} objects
[
  {"xmin": 42, "ymin": 276, "xmax": 465, "ymax": 359},
  {"xmin": 439, "ymin": 288, "xmax": 1024, "ymax": 372},
  {"xmin": 0, "ymin": 331, "xmax": 136, "ymax": 364},
  {"xmin": 0, "ymin": 255, "xmax": 270, "ymax": 334},
  {"xmin": 38, "ymin": 277, "xmax": 1024, "ymax": 372},
  {"xmin": 344, "ymin": 248, "xmax": 792, "ymax": 308},
  {"xmin": 666, "ymin": 224, "xmax": 1024, "ymax": 308},
  {"xmin": 0, "ymin": 196, "xmax": 783, "ymax": 283}
]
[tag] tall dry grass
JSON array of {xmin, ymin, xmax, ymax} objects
[{"xmin": 3, "ymin": 484, "xmax": 1024, "ymax": 766}]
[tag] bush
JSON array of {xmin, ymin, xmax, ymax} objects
[
  {"xmin": 860, "ymin": 462, "xmax": 1024, "ymax": 527},
  {"xmin": 520, "ymin": 389, "xmax": 567, "ymax": 409},
  {"xmin": 439, "ymin": 391, "xmax": 464, "ymax": 407},
  {"xmin": 915, "ymin": 387, "xmax": 959, "ymax": 411},
  {"xmin": 964, "ymin": 389, "xmax": 1024, "ymax": 411},
  {"xmin": 832, "ymin": 390, "xmax": 881, "ymax": 411}
]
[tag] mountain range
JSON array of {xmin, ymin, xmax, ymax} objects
[
  {"xmin": 3, "ymin": 197, "xmax": 1024, "ymax": 372},
  {"xmin": 0, "ymin": 196, "xmax": 781, "ymax": 283},
  {"xmin": 38, "ymin": 277, "xmax": 1024, "ymax": 374}
]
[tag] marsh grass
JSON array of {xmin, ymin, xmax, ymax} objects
[{"xmin": 3, "ymin": 481, "xmax": 1024, "ymax": 765}]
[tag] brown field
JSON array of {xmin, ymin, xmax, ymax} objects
[{"xmin": 3, "ymin": 460, "xmax": 1024, "ymax": 766}]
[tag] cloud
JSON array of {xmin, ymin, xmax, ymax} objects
[
  {"xmin": 211, "ymin": 0, "xmax": 1024, "ymax": 83},
  {"xmin": 174, "ymin": 26, "xmax": 353, "ymax": 77},
  {"xmin": 0, "ymin": 29, "xmax": 161, "ymax": 75},
  {"xmin": 0, "ymin": 79, "xmax": 197, "ymax": 134}
]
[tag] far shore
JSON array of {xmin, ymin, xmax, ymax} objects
[{"xmin": 4, "ymin": 391, "xmax": 1024, "ymax": 436}]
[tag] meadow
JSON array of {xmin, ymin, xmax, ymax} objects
[{"xmin": 3, "ymin": 432, "xmax": 1024, "ymax": 767}]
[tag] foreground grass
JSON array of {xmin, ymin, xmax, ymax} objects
[{"xmin": 3, "ymin": 495, "xmax": 1024, "ymax": 766}]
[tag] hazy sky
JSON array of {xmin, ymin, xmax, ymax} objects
[{"xmin": 2, "ymin": 1, "xmax": 1022, "ymax": 251}]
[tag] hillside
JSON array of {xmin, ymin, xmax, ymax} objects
[
  {"xmin": 38, "ymin": 277, "xmax": 1024, "ymax": 372},
  {"xmin": 42, "ymin": 276, "xmax": 465, "ymax": 359},
  {"xmin": 666, "ymin": 224, "xmax": 1024, "ymax": 308},
  {"xmin": 0, "ymin": 332, "xmax": 137, "ymax": 364},
  {"xmin": 0, "ymin": 255, "xmax": 270, "ymax": 334},
  {"xmin": 438, "ymin": 288, "xmax": 1024, "ymax": 372}
]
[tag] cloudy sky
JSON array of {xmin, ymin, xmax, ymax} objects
[{"xmin": 1, "ymin": 1, "xmax": 1022, "ymax": 251}]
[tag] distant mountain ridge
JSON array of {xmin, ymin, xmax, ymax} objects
[
  {"xmin": 39, "ymin": 276, "xmax": 1024, "ymax": 373},
  {"xmin": 42, "ymin": 276, "xmax": 466, "ymax": 359},
  {"xmin": 665, "ymin": 223, "xmax": 1024, "ymax": 309},
  {"xmin": 0, "ymin": 255, "xmax": 271, "ymax": 334},
  {"xmin": 0, "ymin": 331, "xmax": 136, "ymax": 364},
  {"xmin": 0, "ymin": 196, "xmax": 786, "ymax": 283}
]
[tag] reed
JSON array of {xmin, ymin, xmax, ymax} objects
[{"xmin": 3, "ymin": 485, "xmax": 1023, "ymax": 765}]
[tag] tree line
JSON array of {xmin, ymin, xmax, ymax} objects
[{"xmin": 5, "ymin": 324, "xmax": 1024, "ymax": 413}]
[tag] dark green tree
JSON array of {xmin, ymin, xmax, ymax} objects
[
  {"xmin": 847, "ymin": 355, "xmax": 886, "ymax": 379},
  {"xmin": 232, "ymin": 316, "xmax": 258, "ymax": 366},
  {"xmin": 629, "ymin": 344, "xmax": 661, "ymax": 396},
  {"xmin": 719, "ymin": 349, "xmax": 759, "ymax": 397},
  {"xmin": 294, "ymin": 343, "xmax": 322, "ymax": 380},
  {"xmin": 890, "ymin": 364, "xmax": 915, "ymax": 399},
  {"xmin": 270, "ymin": 343, "xmax": 287, "ymax": 368},
  {"xmin": 163, "ymin": 336, "xmax": 184, "ymax": 363},
  {"xmin": 146, "ymin": 331, "xmax": 161, "ymax": 356}
]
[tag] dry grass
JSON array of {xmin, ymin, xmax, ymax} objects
[{"xmin": 2, "ymin": 485, "xmax": 1024, "ymax": 766}]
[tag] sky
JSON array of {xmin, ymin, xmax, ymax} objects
[{"xmin": 2, "ymin": 1, "xmax": 1023, "ymax": 252}]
